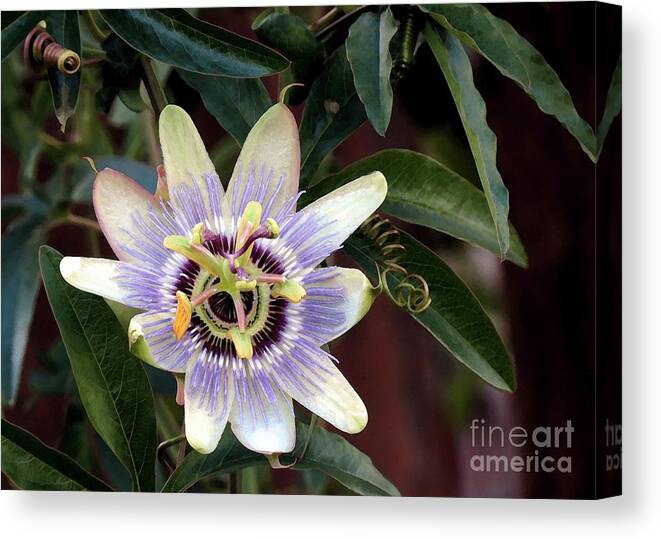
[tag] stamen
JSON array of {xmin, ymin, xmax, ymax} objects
[
  {"xmin": 228, "ymin": 327, "xmax": 253, "ymax": 359},
  {"xmin": 254, "ymin": 272, "xmax": 286, "ymax": 284},
  {"xmin": 173, "ymin": 291, "xmax": 192, "ymax": 340},
  {"xmin": 271, "ymin": 279, "xmax": 306, "ymax": 303}
]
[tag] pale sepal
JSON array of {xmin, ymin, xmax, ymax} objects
[
  {"xmin": 276, "ymin": 351, "xmax": 368, "ymax": 434},
  {"xmin": 184, "ymin": 357, "xmax": 235, "ymax": 454},
  {"xmin": 93, "ymin": 168, "xmax": 155, "ymax": 263},
  {"xmin": 229, "ymin": 374, "xmax": 296, "ymax": 455},
  {"xmin": 227, "ymin": 103, "xmax": 300, "ymax": 218},
  {"xmin": 299, "ymin": 171, "xmax": 387, "ymax": 250},
  {"xmin": 59, "ymin": 257, "xmax": 127, "ymax": 304},
  {"xmin": 159, "ymin": 104, "xmax": 224, "ymax": 218}
]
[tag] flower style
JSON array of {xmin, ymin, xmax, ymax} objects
[{"xmin": 59, "ymin": 103, "xmax": 387, "ymax": 455}]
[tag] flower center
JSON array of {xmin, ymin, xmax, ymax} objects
[{"xmin": 163, "ymin": 200, "xmax": 306, "ymax": 359}]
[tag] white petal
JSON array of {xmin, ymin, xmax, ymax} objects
[
  {"xmin": 60, "ymin": 257, "xmax": 126, "ymax": 303},
  {"xmin": 274, "ymin": 348, "xmax": 367, "ymax": 434},
  {"xmin": 298, "ymin": 171, "xmax": 387, "ymax": 246},
  {"xmin": 230, "ymin": 364, "xmax": 295, "ymax": 454},
  {"xmin": 300, "ymin": 266, "xmax": 378, "ymax": 343},
  {"xmin": 227, "ymin": 103, "xmax": 300, "ymax": 218},
  {"xmin": 127, "ymin": 312, "xmax": 187, "ymax": 373},
  {"xmin": 93, "ymin": 168, "xmax": 156, "ymax": 263},
  {"xmin": 184, "ymin": 355, "xmax": 235, "ymax": 454},
  {"xmin": 159, "ymin": 105, "xmax": 226, "ymax": 219},
  {"xmin": 280, "ymin": 172, "xmax": 387, "ymax": 273}
]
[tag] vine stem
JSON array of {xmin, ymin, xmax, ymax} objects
[
  {"xmin": 308, "ymin": 7, "xmax": 340, "ymax": 33},
  {"xmin": 175, "ymin": 420, "xmax": 187, "ymax": 467},
  {"xmin": 49, "ymin": 213, "xmax": 102, "ymax": 233},
  {"xmin": 157, "ymin": 433, "xmax": 186, "ymax": 473},
  {"xmin": 141, "ymin": 56, "xmax": 168, "ymax": 117},
  {"xmin": 141, "ymin": 110, "xmax": 161, "ymax": 167}
]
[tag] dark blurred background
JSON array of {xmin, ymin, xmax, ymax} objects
[{"xmin": 1, "ymin": 3, "xmax": 621, "ymax": 497}]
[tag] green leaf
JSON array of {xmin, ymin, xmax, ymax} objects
[
  {"xmin": 345, "ymin": 227, "xmax": 516, "ymax": 392},
  {"xmin": 252, "ymin": 12, "xmax": 323, "ymax": 104},
  {"xmin": 1, "ymin": 213, "xmax": 47, "ymax": 405},
  {"xmin": 421, "ymin": 4, "xmax": 598, "ymax": 161},
  {"xmin": 288, "ymin": 421, "xmax": 399, "ymax": 496},
  {"xmin": 299, "ymin": 46, "xmax": 367, "ymax": 185},
  {"xmin": 1, "ymin": 419, "xmax": 112, "ymax": 491},
  {"xmin": 1, "ymin": 11, "xmax": 43, "ymax": 61},
  {"xmin": 100, "ymin": 9, "xmax": 289, "ymax": 78},
  {"xmin": 424, "ymin": 24, "xmax": 510, "ymax": 260},
  {"xmin": 597, "ymin": 55, "xmax": 621, "ymax": 158},
  {"xmin": 162, "ymin": 422, "xmax": 399, "ymax": 496},
  {"xmin": 346, "ymin": 8, "xmax": 398, "ymax": 136},
  {"xmin": 39, "ymin": 246, "xmax": 157, "ymax": 492},
  {"xmin": 303, "ymin": 149, "xmax": 527, "ymax": 267},
  {"xmin": 177, "ymin": 69, "xmax": 272, "ymax": 145},
  {"xmin": 251, "ymin": 6, "xmax": 290, "ymax": 30},
  {"xmin": 45, "ymin": 11, "xmax": 82, "ymax": 132}
]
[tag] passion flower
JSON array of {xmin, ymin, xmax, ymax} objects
[{"xmin": 60, "ymin": 103, "xmax": 386, "ymax": 455}]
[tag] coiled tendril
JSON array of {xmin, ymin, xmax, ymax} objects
[
  {"xmin": 23, "ymin": 21, "xmax": 81, "ymax": 75},
  {"xmin": 359, "ymin": 214, "xmax": 431, "ymax": 313}
]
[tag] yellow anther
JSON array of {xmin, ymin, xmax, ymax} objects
[
  {"xmin": 271, "ymin": 279, "xmax": 306, "ymax": 303},
  {"xmin": 173, "ymin": 291, "xmax": 192, "ymax": 340},
  {"xmin": 191, "ymin": 222, "xmax": 205, "ymax": 245},
  {"xmin": 265, "ymin": 217, "xmax": 280, "ymax": 238},
  {"xmin": 228, "ymin": 327, "xmax": 254, "ymax": 359}
]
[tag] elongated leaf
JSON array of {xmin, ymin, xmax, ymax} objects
[
  {"xmin": 45, "ymin": 11, "xmax": 81, "ymax": 131},
  {"xmin": 252, "ymin": 12, "xmax": 323, "ymax": 104},
  {"xmin": 299, "ymin": 46, "xmax": 367, "ymax": 185},
  {"xmin": 100, "ymin": 9, "xmax": 288, "ymax": 78},
  {"xmin": 1, "ymin": 213, "xmax": 47, "ymax": 404},
  {"xmin": 346, "ymin": 9, "xmax": 398, "ymax": 136},
  {"xmin": 289, "ymin": 421, "xmax": 399, "ymax": 496},
  {"xmin": 1, "ymin": 419, "xmax": 112, "ymax": 491},
  {"xmin": 424, "ymin": 24, "xmax": 510, "ymax": 260},
  {"xmin": 39, "ymin": 246, "xmax": 156, "ymax": 492},
  {"xmin": 303, "ymin": 149, "xmax": 527, "ymax": 267},
  {"xmin": 597, "ymin": 55, "xmax": 621, "ymax": 158},
  {"xmin": 177, "ymin": 69, "xmax": 272, "ymax": 145},
  {"xmin": 345, "ymin": 227, "xmax": 516, "ymax": 392},
  {"xmin": 1, "ymin": 11, "xmax": 44, "ymax": 61},
  {"xmin": 421, "ymin": 4, "xmax": 597, "ymax": 161},
  {"xmin": 162, "ymin": 422, "xmax": 399, "ymax": 496}
]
